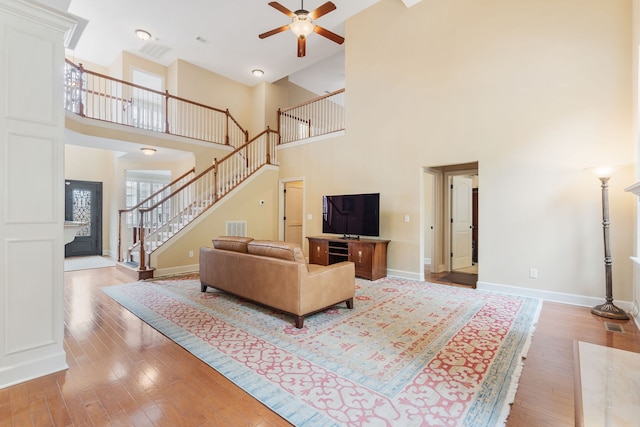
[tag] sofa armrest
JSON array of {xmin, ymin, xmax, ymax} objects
[{"xmin": 299, "ymin": 261, "xmax": 355, "ymax": 314}]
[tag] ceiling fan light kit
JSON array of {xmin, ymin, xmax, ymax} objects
[
  {"xmin": 259, "ymin": 1, "xmax": 344, "ymax": 58},
  {"xmin": 290, "ymin": 15, "xmax": 314, "ymax": 38}
]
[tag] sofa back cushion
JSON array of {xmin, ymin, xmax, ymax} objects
[
  {"xmin": 248, "ymin": 240, "xmax": 307, "ymax": 267},
  {"xmin": 212, "ymin": 236, "xmax": 254, "ymax": 253}
]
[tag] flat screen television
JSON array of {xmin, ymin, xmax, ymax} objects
[{"xmin": 322, "ymin": 193, "xmax": 380, "ymax": 239}]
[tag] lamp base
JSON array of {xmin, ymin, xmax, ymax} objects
[{"xmin": 591, "ymin": 302, "xmax": 629, "ymax": 320}]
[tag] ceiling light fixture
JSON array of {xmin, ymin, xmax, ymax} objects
[
  {"xmin": 140, "ymin": 147, "xmax": 156, "ymax": 156},
  {"xmin": 252, "ymin": 69, "xmax": 264, "ymax": 77},
  {"xmin": 135, "ymin": 29, "xmax": 152, "ymax": 41},
  {"xmin": 290, "ymin": 15, "xmax": 314, "ymax": 38}
]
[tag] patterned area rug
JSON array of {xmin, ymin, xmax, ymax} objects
[{"xmin": 103, "ymin": 277, "xmax": 541, "ymax": 426}]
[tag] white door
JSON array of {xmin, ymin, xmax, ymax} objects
[
  {"xmin": 451, "ymin": 175, "xmax": 473, "ymax": 270},
  {"xmin": 284, "ymin": 181, "xmax": 303, "ymax": 246}
]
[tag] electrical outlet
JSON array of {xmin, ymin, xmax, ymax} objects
[
  {"xmin": 529, "ymin": 268, "xmax": 538, "ymax": 279},
  {"xmin": 189, "ymin": 250, "xmax": 194, "ymax": 258}
]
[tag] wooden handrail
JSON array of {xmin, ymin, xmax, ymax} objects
[
  {"xmin": 140, "ymin": 129, "xmax": 278, "ymax": 213},
  {"xmin": 65, "ymin": 60, "xmax": 250, "ymax": 148},
  {"xmin": 117, "ymin": 166, "xmax": 196, "ymax": 262},
  {"xmin": 131, "ymin": 127, "xmax": 278, "ymax": 271},
  {"xmin": 280, "ymin": 88, "xmax": 345, "ymax": 113},
  {"xmin": 278, "ymin": 89, "xmax": 344, "ymax": 144},
  {"xmin": 65, "ymin": 59, "xmax": 166, "ymax": 96},
  {"xmin": 118, "ymin": 166, "xmax": 196, "ymax": 215}
]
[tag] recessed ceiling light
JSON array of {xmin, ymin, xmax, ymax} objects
[
  {"xmin": 252, "ymin": 69, "xmax": 264, "ymax": 77},
  {"xmin": 140, "ymin": 147, "xmax": 156, "ymax": 156},
  {"xmin": 135, "ymin": 29, "xmax": 151, "ymax": 41}
]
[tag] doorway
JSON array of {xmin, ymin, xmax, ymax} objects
[
  {"xmin": 422, "ymin": 163, "xmax": 479, "ymax": 285},
  {"xmin": 281, "ymin": 180, "xmax": 304, "ymax": 247},
  {"xmin": 65, "ymin": 180, "xmax": 103, "ymax": 257}
]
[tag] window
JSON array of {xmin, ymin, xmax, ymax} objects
[
  {"xmin": 125, "ymin": 170, "xmax": 171, "ymax": 227},
  {"xmin": 131, "ymin": 69, "xmax": 165, "ymax": 132}
]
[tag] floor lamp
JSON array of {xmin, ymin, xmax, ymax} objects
[{"xmin": 591, "ymin": 167, "xmax": 629, "ymax": 320}]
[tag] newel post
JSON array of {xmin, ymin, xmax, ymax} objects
[
  {"xmin": 164, "ymin": 90, "xmax": 170, "ymax": 134},
  {"xmin": 213, "ymin": 158, "xmax": 218, "ymax": 202},
  {"xmin": 266, "ymin": 127, "xmax": 272, "ymax": 165},
  {"xmin": 225, "ymin": 109, "xmax": 230, "ymax": 145},
  {"xmin": 78, "ymin": 63, "xmax": 85, "ymax": 117},
  {"xmin": 117, "ymin": 210, "xmax": 123, "ymax": 262},
  {"xmin": 277, "ymin": 109, "xmax": 282, "ymax": 145},
  {"xmin": 138, "ymin": 210, "xmax": 146, "ymax": 271}
]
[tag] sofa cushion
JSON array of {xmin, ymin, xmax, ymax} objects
[
  {"xmin": 212, "ymin": 236, "xmax": 254, "ymax": 253},
  {"xmin": 247, "ymin": 240, "xmax": 307, "ymax": 265}
]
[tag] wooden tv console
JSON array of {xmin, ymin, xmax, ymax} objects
[{"xmin": 307, "ymin": 236, "xmax": 390, "ymax": 281}]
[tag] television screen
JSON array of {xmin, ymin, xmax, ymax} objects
[{"xmin": 322, "ymin": 193, "xmax": 380, "ymax": 238}]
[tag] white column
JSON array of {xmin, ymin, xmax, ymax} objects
[
  {"xmin": 0, "ymin": 0, "xmax": 76, "ymax": 388},
  {"xmin": 624, "ymin": 181, "xmax": 640, "ymax": 329}
]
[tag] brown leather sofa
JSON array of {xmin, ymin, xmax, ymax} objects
[{"xmin": 199, "ymin": 236, "xmax": 355, "ymax": 328}]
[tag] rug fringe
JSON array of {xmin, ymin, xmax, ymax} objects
[{"xmin": 496, "ymin": 298, "xmax": 543, "ymax": 426}]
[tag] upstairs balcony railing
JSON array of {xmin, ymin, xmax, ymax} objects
[
  {"xmin": 278, "ymin": 88, "xmax": 345, "ymax": 144},
  {"xmin": 64, "ymin": 60, "xmax": 249, "ymax": 148}
]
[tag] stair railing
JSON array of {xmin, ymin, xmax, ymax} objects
[
  {"xmin": 134, "ymin": 128, "xmax": 279, "ymax": 271},
  {"xmin": 278, "ymin": 88, "xmax": 345, "ymax": 144},
  {"xmin": 117, "ymin": 167, "xmax": 196, "ymax": 263},
  {"xmin": 64, "ymin": 60, "xmax": 249, "ymax": 148}
]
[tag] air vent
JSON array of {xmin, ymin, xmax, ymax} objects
[
  {"xmin": 139, "ymin": 42, "xmax": 171, "ymax": 60},
  {"xmin": 226, "ymin": 221, "xmax": 247, "ymax": 237},
  {"xmin": 604, "ymin": 322, "xmax": 624, "ymax": 333}
]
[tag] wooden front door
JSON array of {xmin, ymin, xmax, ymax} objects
[{"xmin": 65, "ymin": 180, "xmax": 103, "ymax": 257}]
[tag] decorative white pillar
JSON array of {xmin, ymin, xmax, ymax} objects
[
  {"xmin": 624, "ymin": 181, "xmax": 640, "ymax": 328},
  {"xmin": 0, "ymin": 0, "xmax": 76, "ymax": 388}
]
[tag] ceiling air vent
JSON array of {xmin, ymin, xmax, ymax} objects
[{"xmin": 139, "ymin": 42, "xmax": 171, "ymax": 60}]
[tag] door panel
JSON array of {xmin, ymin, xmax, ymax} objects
[
  {"xmin": 284, "ymin": 181, "xmax": 303, "ymax": 246},
  {"xmin": 451, "ymin": 176, "xmax": 472, "ymax": 270},
  {"xmin": 65, "ymin": 180, "xmax": 102, "ymax": 257}
]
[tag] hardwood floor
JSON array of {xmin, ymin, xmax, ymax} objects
[{"xmin": 1, "ymin": 266, "xmax": 638, "ymax": 426}]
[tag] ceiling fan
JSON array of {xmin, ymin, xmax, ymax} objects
[{"xmin": 259, "ymin": 1, "xmax": 345, "ymax": 58}]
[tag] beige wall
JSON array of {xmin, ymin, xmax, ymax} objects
[
  {"xmin": 173, "ymin": 59, "xmax": 254, "ymax": 136},
  {"xmin": 61, "ymin": 0, "xmax": 638, "ymax": 306},
  {"xmin": 278, "ymin": 0, "xmax": 636, "ymax": 302}
]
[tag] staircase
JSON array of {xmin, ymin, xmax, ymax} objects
[{"xmin": 117, "ymin": 129, "xmax": 279, "ymax": 279}]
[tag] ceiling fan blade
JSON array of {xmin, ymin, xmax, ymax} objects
[
  {"xmin": 259, "ymin": 24, "xmax": 291, "ymax": 39},
  {"xmin": 308, "ymin": 1, "xmax": 336, "ymax": 20},
  {"xmin": 297, "ymin": 36, "xmax": 306, "ymax": 57},
  {"xmin": 313, "ymin": 26, "xmax": 345, "ymax": 44},
  {"xmin": 268, "ymin": 2, "xmax": 296, "ymax": 17}
]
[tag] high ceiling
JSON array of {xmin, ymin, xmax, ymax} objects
[{"xmin": 65, "ymin": 0, "xmax": 381, "ymax": 95}]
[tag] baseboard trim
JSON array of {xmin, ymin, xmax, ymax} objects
[
  {"xmin": 0, "ymin": 350, "xmax": 67, "ymax": 389},
  {"xmin": 477, "ymin": 280, "xmax": 634, "ymax": 312},
  {"xmin": 153, "ymin": 264, "xmax": 199, "ymax": 279},
  {"xmin": 387, "ymin": 269, "xmax": 422, "ymax": 281}
]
